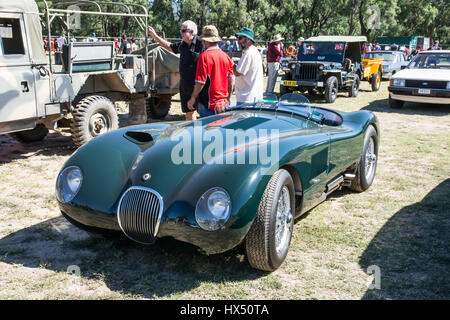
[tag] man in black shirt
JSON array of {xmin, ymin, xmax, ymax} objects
[
  {"xmin": 119, "ymin": 35, "xmax": 131, "ymax": 54},
  {"xmin": 148, "ymin": 21, "xmax": 204, "ymax": 121}
]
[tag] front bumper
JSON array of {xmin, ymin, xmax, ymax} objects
[
  {"xmin": 388, "ymin": 86, "xmax": 450, "ymax": 104},
  {"xmin": 280, "ymin": 79, "xmax": 324, "ymax": 88},
  {"xmin": 59, "ymin": 200, "xmax": 248, "ymax": 255}
]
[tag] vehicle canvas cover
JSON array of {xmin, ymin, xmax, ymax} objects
[
  {"xmin": 0, "ymin": 0, "xmax": 47, "ymax": 64},
  {"xmin": 134, "ymin": 43, "xmax": 180, "ymax": 94}
]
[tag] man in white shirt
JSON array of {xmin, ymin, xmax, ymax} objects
[{"xmin": 233, "ymin": 27, "xmax": 264, "ymax": 105}]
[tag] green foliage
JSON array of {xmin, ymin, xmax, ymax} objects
[{"xmin": 37, "ymin": 0, "xmax": 449, "ymax": 43}]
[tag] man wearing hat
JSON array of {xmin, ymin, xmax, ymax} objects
[
  {"xmin": 232, "ymin": 27, "xmax": 263, "ymax": 104},
  {"xmin": 187, "ymin": 25, "xmax": 234, "ymax": 117},
  {"xmin": 266, "ymin": 34, "xmax": 284, "ymax": 94},
  {"xmin": 296, "ymin": 37, "xmax": 305, "ymax": 59}
]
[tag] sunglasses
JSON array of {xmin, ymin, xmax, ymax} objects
[{"xmin": 181, "ymin": 29, "xmax": 190, "ymax": 33}]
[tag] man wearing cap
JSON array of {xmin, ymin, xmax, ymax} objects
[
  {"xmin": 266, "ymin": 34, "xmax": 284, "ymax": 94},
  {"xmin": 119, "ymin": 35, "xmax": 131, "ymax": 54},
  {"xmin": 233, "ymin": 27, "xmax": 263, "ymax": 105},
  {"xmin": 148, "ymin": 21, "xmax": 204, "ymax": 121},
  {"xmin": 187, "ymin": 25, "xmax": 234, "ymax": 117},
  {"xmin": 296, "ymin": 37, "xmax": 305, "ymax": 59}
]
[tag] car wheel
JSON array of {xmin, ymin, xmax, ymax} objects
[
  {"xmin": 146, "ymin": 95, "xmax": 171, "ymax": 119},
  {"xmin": 245, "ymin": 169, "xmax": 295, "ymax": 271},
  {"xmin": 371, "ymin": 71, "xmax": 382, "ymax": 91},
  {"xmin": 324, "ymin": 76, "xmax": 338, "ymax": 103},
  {"xmin": 71, "ymin": 95, "xmax": 119, "ymax": 147},
  {"xmin": 348, "ymin": 74, "xmax": 360, "ymax": 97},
  {"xmin": 389, "ymin": 95, "xmax": 404, "ymax": 109},
  {"xmin": 350, "ymin": 125, "xmax": 378, "ymax": 192},
  {"xmin": 10, "ymin": 123, "xmax": 49, "ymax": 143}
]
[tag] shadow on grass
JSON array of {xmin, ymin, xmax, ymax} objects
[
  {"xmin": 359, "ymin": 179, "xmax": 450, "ymax": 299},
  {"xmin": 0, "ymin": 132, "xmax": 76, "ymax": 164},
  {"xmin": 0, "ymin": 216, "xmax": 265, "ymax": 298},
  {"xmin": 361, "ymin": 98, "xmax": 450, "ymax": 116}
]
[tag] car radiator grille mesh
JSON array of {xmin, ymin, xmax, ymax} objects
[
  {"xmin": 296, "ymin": 64, "xmax": 317, "ymax": 80},
  {"xmin": 117, "ymin": 187, "xmax": 163, "ymax": 245}
]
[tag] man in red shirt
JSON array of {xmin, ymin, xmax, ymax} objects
[
  {"xmin": 187, "ymin": 25, "xmax": 234, "ymax": 117},
  {"xmin": 266, "ymin": 34, "xmax": 284, "ymax": 94}
]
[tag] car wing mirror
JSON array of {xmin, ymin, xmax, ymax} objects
[{"xmin": 400, "ymin": 65, "xmax": 407, "ymax": 70}]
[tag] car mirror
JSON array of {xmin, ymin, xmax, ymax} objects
[{"xmin": 400, "ymin": 65, "xmax": 407, "ymax": 70}]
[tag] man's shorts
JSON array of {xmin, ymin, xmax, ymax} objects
[{"xmin": 180, "ymin": 92, "xmax": 198, "ymax": 113}]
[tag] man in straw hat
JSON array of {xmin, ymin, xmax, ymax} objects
[
  {"xmin": 233, "ymin": 27, "xmax": 263, "ymax": 104},
  {"xmin": 266, "ymin": 33, "xmax": 284, "ymax": 94},
  {"xmin": 187, "ymin": 25, "xmax": 234, "ymax": 117}
]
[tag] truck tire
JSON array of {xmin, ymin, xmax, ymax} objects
[
  {"xmin": 71, "ymin": 95, "xmax": 119, "ymax": 147},
  {"xmin": 146, "ymin": 95, "xmax": 171, "ymax": 119},
  {"xmin": 348, "ymin": 74, "xmax": 360, "ymax": 97},
  {"xmin": 324, "ymin": 76, "xmax": 338, "ymax": 103},
  {"xmin": 10, "ymin": 124, "xmax": 48, "ymax": 143},
  {"xmin": 371, "ymin": 71, "xmax": 382, "ymax": 91}
]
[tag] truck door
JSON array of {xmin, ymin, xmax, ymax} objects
[{"xmin": 0, "ymin": 13, "xmax": 37, "ymax": 133}]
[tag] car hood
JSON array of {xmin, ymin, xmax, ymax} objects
[
  {"xmin": 392, "ymin": 68, "xmax": 450, "ymax": 81},
  {"xmin": 65, "ymin": 110, "xmax": 321, "ymax": 214}
]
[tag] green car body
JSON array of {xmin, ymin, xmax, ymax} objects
[{"xmin": 57, "ymin": 100, "xmax": 379, "ymax": 256}]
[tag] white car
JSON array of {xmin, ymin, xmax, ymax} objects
[{"xmin": 388, "ymin": 50, "xmax": 450, "ymax": 108}]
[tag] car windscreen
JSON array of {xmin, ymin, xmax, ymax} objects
[
  {"xmin": 299, "ymin": 42, "xmax": 345, "ymax": 63},
  {"xmin": 408, "ymin": 52, "xmax": 450, "ymax": 69},
  {"xmin": 365, "ymin": 52, "xmax": 396, "ymax": 62}
]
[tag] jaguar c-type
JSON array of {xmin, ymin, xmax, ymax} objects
[{"xmin": 56, "ymin": 94, "xmax": 379, "ymax": 271}]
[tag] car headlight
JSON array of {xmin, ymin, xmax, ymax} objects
[
  {"xmin": 392, "ymin": 79, "xmax": 405, "ymax": 86},
  {"xmin": 318, "ymin": 64, "xmax": 324, "ymax": 71},
  {"xmin": 56, "ymin": 166, "xmax": 83, "ymax": 203},
  {"xmin": 447, "ymin": 82, "xmax": 450, "ymax": 90},
  {"xmin": 195, "ymin": 187, "xmax": 231, "ymax": 231}
]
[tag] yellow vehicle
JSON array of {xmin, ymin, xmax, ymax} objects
[{"xmin": 362, "ymin": 57, "xmax": 383, "ymax": 91}]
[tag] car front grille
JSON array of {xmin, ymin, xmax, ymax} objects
[
  {"xmin": 296, "ymin": 64, "xmax": 318, "ymax": 80},
  {"xmin": 405, "ymin": 80, "xmax": 447, "ymax": 89},
  {"xmin": 117, "ymin": 186, "xmax": 163, "ymax": 245}
]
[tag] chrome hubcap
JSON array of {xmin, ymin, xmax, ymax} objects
[
  {"xmin": 365, "ymin": 137, "xmax": 377, "ymax": 180},
  {"xmin": 275, "ymin": 186, "xmax": 293, "ymax": 255},
  {"xmin": 90, "ymin": 113, "xmax": 109, "ymax": 137}
]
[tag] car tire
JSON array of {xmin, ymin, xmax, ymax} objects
[
  {"xmin": 324, "ymin": 76, "xmax": 338, "ymax": 103},
  {"xmin": 389, "ymin": 95, "xmax": 404, "ymax": 109},
  {"xmin": 350, "ymin": 125, "xmax": 378, "ymax": 192},
  {"xmin": 10, "ymin": 123, "xmax": 49, "ymax": 143},
  {"xmin": 371, "ymin": 71, "xmax": 382, "ymax": 91},
  {"xmin": 245, "ymin": 169, "xmax": 295, "ymax": 271},
  {"xmin": 71, "ymin": 95, "xmax": 119, "ymax": 147},
  {"xmin": 146, "ymin": 95, "xmax": 171, "ymax": 119},
  {"xmin": 348, "ymin": 74, "xmax": 360, "ymax": 97}
]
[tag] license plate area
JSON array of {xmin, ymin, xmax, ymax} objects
[
  {"xmin": 283, "ymin": 80, "xmax": 297, "ymax": 86},
  {"xmin": 418, "ymin": 88, "xmax": 431, "ymax": 95}
]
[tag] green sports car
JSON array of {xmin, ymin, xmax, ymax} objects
[{"xmin": 56, "ymin": 94, "xmax": 379, "ymax": 271}]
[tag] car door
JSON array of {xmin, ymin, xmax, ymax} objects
[{"xmin": 0, "ymin": 12, "xmax": 37, "ymax": 133}]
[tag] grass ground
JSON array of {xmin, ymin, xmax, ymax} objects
[{"xmin": 0, "ymin": 79, "xmax": 448, "ymax": 300}]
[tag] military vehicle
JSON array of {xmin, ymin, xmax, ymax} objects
[
  {"xmin": 0, "ymin": 0, "xmax": 179, "ymax": 147},
  {"xmin": 280, "ymin": 36, "xmax": 380, "ymax": 103}
]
